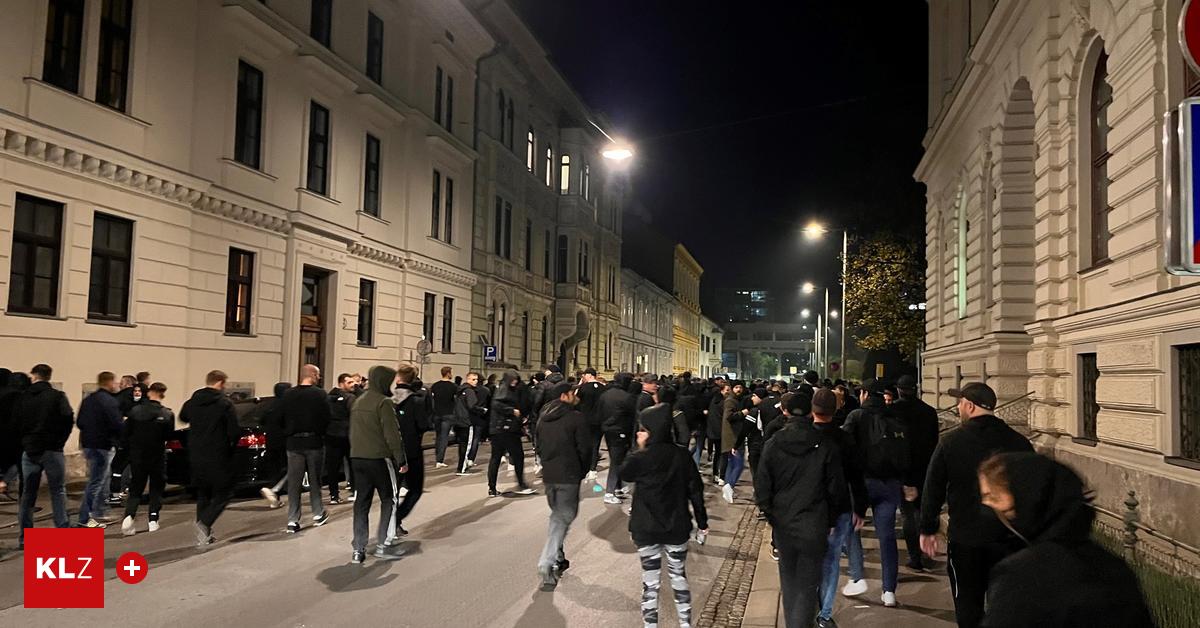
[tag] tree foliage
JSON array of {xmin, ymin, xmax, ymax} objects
[
  {"xmin": 739, "ymin": 350, "xmax": 779, "ymax": 379},
  {"xmin": 844, "ymin": 233, "xmax": 925, "ymax": 359}
]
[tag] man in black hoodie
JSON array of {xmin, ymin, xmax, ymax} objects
[
  {"xmin": 812, "ymin": 388, "xmax": 867, "ymax": 628},
  {"xmin": 533, "ymin": 382, "xmax": 591, "ymax": 590},
  {"xmin": 325, "ymin": 373, "xmax": 355, "ymax": 504},
  {"xmin": 575, "ymin": 368, "xmax": 605, "ymax": 479},
  {"xmin": 920, "ymin": 383, "xmax": 1032, "ymax": 628},
  {"xmin": 620, "ymin": 390, "xmax": 708, "ymax": 628},
  {"xmin": 488, "ymin": 370, "xmax": 537, "ymax": 497},
  {"xmin": 179, "ymin": 369, "xmax": 240, "ymax": 547},
  {"xmin": 391, "ymin": 366, "xmax": 429, "ymax": 539},
  {"xmin": 891, "ymin": 374, "xmax": 939, "ymax": 571},
  {"xmin": 280, "ymin": 364, "xmax": 331, "ymax": 533},
  {"xmin": 16, "ymin": 363, "xmax": 74, "ymax": 549},
  {"xmin": 120, "ymin": 382, "xmax": 174, "ymax": 535},
  {"xmin": 754, "ymin": 392, "xmax": 846, "ymax": 628},
  {"xmin": 597, "ymin": 373, "xmax": 635, "ymax": 503}
]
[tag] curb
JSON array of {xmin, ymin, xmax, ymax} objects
[{"xmin": 741, "ymin": 525, "xmax": 780, "ymax": 627}]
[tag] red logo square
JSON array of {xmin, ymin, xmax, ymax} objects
[{"xmin": 23, "ymin": 528, "xmax": 105, "ymax": 608}]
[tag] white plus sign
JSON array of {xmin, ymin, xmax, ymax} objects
[{"xmin": 123, "ymin": 560, "xmax": 141, "ymax": 578}]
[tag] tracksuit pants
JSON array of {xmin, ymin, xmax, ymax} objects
[
  {"xmin": 467, "ymin": 417, "xmax": 489, "ymax": 462},
  {"xmin": 947, "ymin": 541, "xmax": 1010, "ymax": 628},
  {"xmin": 324, "ymin": 436, "xmax": 353, "ymax": 500},
  {"xmin": 350, "ymin": 457, "xmax": 397, "ymax": 552},
  {"xmin": 487, "ymin": 432, "xmax": 527, "ymax": 492},
  {"xmin": 393, "ymin": 447, "xmax": 425, "ymax": 526},
  {"xmin": 124, "ymin": 453, "xmax": 166, "ymax": 522},
  {"xmin": 452, "ymin": 424, "xmax": 474, "ymax": 473}
]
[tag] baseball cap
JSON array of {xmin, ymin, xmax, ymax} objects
[
  {"xmin": 948, "ymin": 382, "xmax": 997, "ymax": 411},
  {"xmin": 546, "ymin": 364, "xmax": 562, "ymax": 374},
  {"xmin": 582, "ymin": 367, "xmax": 597, "ymax": 376},
  {"xmin": 861, "ymin": 378, "xmax": 885, "ymax": 396},
  {"xmin": 549, "ymin": 381, "xmax": 574, "ymax": 398},
  {"xmin": 896, "ymin": 374, "xmax": 917, "ymax": 391},
  {"xmin": 812, "ymin": 389, "xmax": 837, "ymax": 415},
  {"xmin": 785, "ymin": 392, "xmax": 812, "ymax": 415}
]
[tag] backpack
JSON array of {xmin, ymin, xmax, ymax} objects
[
  {"xmin": 403, "ymin": 388, "xmax": 434, "ymax": 433},
  {"xmin": 451, "ymin": 387, "xmax": 472, "ymax": 427},
  {"xmin": 863, "ymin": 407, "xmax": 910, "ymax": 480}
]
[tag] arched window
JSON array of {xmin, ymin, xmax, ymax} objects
[
  {"xmin": 1089, "ymin": 48, "xmax": 1113, "ymax": 265},
  {"xmin": 526, "ymin": 127, "xmax": 535, "ymax": 171},
  {"xmin": 545, "ymin": 145, "xmax": 553, "ymax": 187},
  {"xmin": 559, "ymin": 154, "xmax": 570, "ymax": 194}
]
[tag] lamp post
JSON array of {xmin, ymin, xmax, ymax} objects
[
  {"xmin": 802, "ymin": 222, "xmax": 848, "ymax": 378},
  {"xmin": 801, "ymin": 281, "xmax": 831, "ymax": 378}
]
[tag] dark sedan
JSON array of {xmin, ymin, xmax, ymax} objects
[{"xmin": 165, "ymin": 396, "xmax": 282, "ymax": 491}]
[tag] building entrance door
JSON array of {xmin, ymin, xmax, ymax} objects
[{"xmin": 300, "ymin": 267, "xmax": 330, "ymax": 376}]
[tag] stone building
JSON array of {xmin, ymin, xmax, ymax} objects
[
  {"xmin": 699, "ymin": 315, "xmax": 723, "ymax": 378},
  {"xmin": 618, "ymin": 268, "xmax": 674, "ymax": 375},
  {"xmin": 919, "ymin": 0, "xmax": 1200, "ymax": 558},
  {"xmin": 466, "ymin": 0, "xmax": 623, "ymax": 379}
]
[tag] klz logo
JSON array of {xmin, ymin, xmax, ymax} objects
[{"xmin": 24, "ymin": 528, "xmax": 104, "ymax": 608}]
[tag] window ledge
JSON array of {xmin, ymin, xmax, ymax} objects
[
  {"xmin": 1164, "ymin": 456, "xmax": 1200, "ymax": 472},
  {"xmin": 85, "ymin": 318, "xmax": 136, "ymax": 328},
  {"xmin": 427, "ymin": 236, "xmax": 460, "ymax": 251},
  {"xmin": 4, "ymin": 310, "xmax": 67, "ymax": 321},
  {"xmin": 223, "ymin": 332, "xmax": 257, "ymax": 338},
  {"xmin": 1079, "ymin": 259, "xmax": 1113, "ymax": 277},
  {"xmin": 221, "ymin": 158, "xmax": 277, "ymax": 181},
  {"xmin": 356, "ymin": 343, "xmax": 376, "ymax": 349},
  {"xmin": 358, "ymin": 211, "xmax": 388, "ymax": 225},
  {"xmin": 296, "ymin": 188, "xmax": 340, "ymax": 204},
  {"xmin": 1071, "ymin": 436, "xmax": 1099, "ymax": 447},
  {"xmin": 24, "ymin": 77, "xmax": 152, "ymax": 128}
]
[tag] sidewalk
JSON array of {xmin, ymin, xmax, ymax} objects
[{"xmin": 743, "ymin": 518, "xmax": 956, "ymax": 627}]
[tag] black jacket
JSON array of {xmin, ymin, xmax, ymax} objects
[
  {"xmin": 179, "ymin": 387, "xmax": 240, "ymax": 486},
  {"xmin": 635, "ymin": 390, "xmax": 655, "ymax": 415},
  {"xmin": 326, "ymin": 387, "xmax": 353, "ymax": 439},
  {"xmin": 77, "ymin": 389, "xmax": 123, "ymax": 450},
  {"xmin": 705, "ymin": 390, "xmax": 724, "ymax": 440},
  {"xmin": 17, "ymin": 381, "xmax": 74, "ymax": 456},
  {"xmin": 639, "ymin": 402, "xmax": 689, "ymax": 448},
  {"xmin": 841, "ymin": 395, "xmax": 908, "ymax": 482},
  {"xmin": 891, "ymin": 395, "xmax": 939, "ymax": 489},
  {"xmin": 754, "ymin": 421, "xmax": 844, "ymax": 543},
  {"xmin": 620, "ymin": 400, "xmax": 708, "ymax": 546},
  {"xmin": 262, "ymin": 383, "xmax": 290, "ymax": 454},
  {"xmin": 279, "ymin": 384, "xmax": 330, "ymax": 450},
  {"xmin": 490, "ymin": 371, "xmax": 529, "ymax": 434},
  {"xmin": 0, "ymin": 375, "xmax": 26, "ymax": 469},
  {"xmin": 430, "ymin": 380, "xmax": 458, "ymax": 416},
  {"xmin": 980, "ymin": 453, "xmax": 1154, "ymax": 628},
  {"xmin": 811, "ymin": 420, "xmax": 867, "ymax": 518},
  {"xmin": 576, "ymin": 380, "xmax": 604, "ymax": 427},
  {"xmin": 534, "ymin": 400, "xmax": 592, "ymax": 484},
  {"xmin": 531, "ymin": 372, "xmax": 564, "ymax": 419},
  {"xmin": 597, "ymin": 379, "xmax": 634, "ymax": 435},
  {"xmin": 122, "ymin": 399, "xmax": 174, "ymax": 460},
  {"xmin": 920, "ymin": 414, "xmax": 1033, "ymax": 545}
]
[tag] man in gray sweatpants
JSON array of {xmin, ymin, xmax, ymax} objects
[{"xmin": 533, "ymin": 382, "xmax": 592, "ymax": 590}]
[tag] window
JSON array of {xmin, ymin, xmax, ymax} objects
[
  {"xmin": 954, "ymin": 185, "xmax": 967, "ymax": 318},
  {"xmin": 441, "ymin": 297, "xmax": 454, "ymax": 353},
  {"xmin": 505, "ymin": 99, "xmax": 514, "ymax": 150},
  {"xmin": 556, "ymin": 235, "xmax": 568, "ymax": 282},
  {"xmin": 8, "ymin": 194, "xmax": 64, "ymax": 316},
  {"xmin": 521, "ymin": 311, "xmax": 529, "ymax": 364},
  {"xmin": 365, "ymin": 12, "xmax": 383, "ymax": 84},
  {"xmin": 96, "ymin": 0, "xmax": 134, "ymax": 111},
  {"xmin": 434, "ymin": 67, "xmax": 453, "ymax": 131},
  {"xmin": 357, "ymin": 279, "xmax": 375, "ymax": 346},
  {"xmin": 443, "ymin": 176, "xmax": 454, "ymax": 244},
  {"xmin": 493, "ymin": 196, "xmax": 503, "ymax": 254},
  {"xmin": 234, "ymin": 61, "xmax": 264, "ymax": 169},
  {"xmin": 545, "ymin": 146, "xmax": 553, "ymax": 186},
  {"xmin": 1179, "ymin": 344, "xmax": 1200, "ymax": 462},
  {"xmin": 363, "ymin": 134, "xmax": 381, "ymax": 216},
  {"xmin": 541, "ymin": 316, "xmax": 549, "ymax": 365},
  {"xmin": 524, "ymin": 218, "xmax": 532, "ymax": 271},
  {"xmin": 225, "ymin": 248, "xmax": 254, "ymax": 334},
  {"xmin": 87, "ymin": 213, "xmax": 133, "ymax": 322},
  {"xmin": 606, "ymin": 332, "xmax": 612, "ymax": 370},
  {"xmin": 498, "ymin": 304, "xmax": 507, "ymax": 360},
  {"xmin": 1089, "ymin": 49, "xmax": 1113, "ymax": 265},
  {"xmin": 503, "ymin": 202, "xmax": 512, "ymax": 259},
  {"xmin": 559, "ymin": 155, "xmax": 570, "ymax": 194},
  {"xmin": 526, "ymin": 127, "xmax": 536, "ymax": 172},
  {"xmin": 43, "ymin": 0, "xmax": 85, "ymax": 93},
  {"xmin": 310, "ymin": 0, "xmax": 332, "ymax": 47},
  {"xmin": 582, "ymin": 162, "xmax": 591, "ymax": 200},
  {"xmin": 422, "ymin": 292, "xmax": 436, "ymax": 341},
  {"xmin": 608, "ymin": 266, "xmax": 616, "ymax": 302},
  {"xmin": 306, "ymin": 102, "xmax": 330, "ymax": 196},
  {"xmin": 497, "ymin": 89, "xmax": 506, "ymax": 144},
  {"xmin": 543, "ymin": 230, "xmax": 551, "ymax": 277},
  {"xmin": 432, "ymin": 170, "xmax": 441, "ymax": 239},
  {"xmin": 1079, "ymin": 353, "xmax": 1099, "ymax": 442},
  {"xmin": 434, "ymin": 66, "xmax": 443, "ymax": 125},
  {"xmin": 445, "ymin": 75, "xmax": 454, "ymax": 131}
]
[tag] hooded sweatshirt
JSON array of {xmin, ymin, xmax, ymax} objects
[
  {"xmin": 620, "ymin": 402, "xmax": 709, "ymax": 546},
  {"xmin": 753, "ymin": 421, "xmax": 845, "ymax": 543},
  {"xmin": 980, "ymin": 453, "xmax": 1154, "ymax": 628},
  {"xmin": 17, "ymin": 380, "xmax": 75, "ymax": 456},
  {"xmin": 349, "ymin": 366, "xmax": 405, "ymax": 464},
  {"xmin": 534, "ymin": 399, "xmax": 592, "ymax": 484},
  {"xmin": 178, "ymin": 387, "xmax": 240, "ymax": 483},
  {"xmin": 597, "ymin": 373, "xmax": 635, "ymax": 435},
  {"xmin": 490, "ymin": 370, "xmax": 527, "ymax": 434}
]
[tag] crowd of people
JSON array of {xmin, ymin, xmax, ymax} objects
[{"xmin": 0, "ymin": 361, "xmax": 1155, "ymax": 627}]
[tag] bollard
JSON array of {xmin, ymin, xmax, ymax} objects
[{"xmin": 1122, "ymin": 490, "xmax": 1140, "ymax": 561}]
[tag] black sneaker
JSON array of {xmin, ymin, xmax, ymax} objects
[
  {"xmin": 351, "ymin": 551, "xmax": 365, "ymax": 565},
  {"xmin": 816, "ymin": 618, "xmax": 838, "ymax": 628},
  {"xmin": 395, "ymin": 524, "xmax": 409, "ymax": 537},
  {"xmin": 554, "ymin": 559, "xmax": 570, "ymax": 573},
  {"xmin": 906, "ymin": 560, "xmax": 928, "ymax": 572},
  {"xmin": 488, "ymin": 489, "xmax": 501, "ymax": 498},
  {"xmin": 313, "ymin": 512, "xmax": 330, "ymax": 527},
  {"xmin": 286, "ymin": 522, "xmax": 300, "ymax": 534},
  {"xmin": 329, "ymin": 496, "xmax": 343, "ymax": 505}
]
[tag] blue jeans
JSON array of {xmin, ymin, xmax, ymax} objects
[
  {"xmin": 19, "ymin": 451, "xmax": 70, "ymax": 547},
  {"xmin": 846, "ymin": 478, "xmax": 903, "ymax": 593},
  {"xmin": 79, "ymin": 447, "xmax": 115, "ymax": 524},
  {"xmin": 690, "ymin": 433, "xmax": 706, "ymax": 465},
  {"xmin": 819, "ymin": 512, "xmax": 860, "ymax": 620},
  {"xmin": 723, "ymin": 447, "xmax": 745, "ymax": 487}
]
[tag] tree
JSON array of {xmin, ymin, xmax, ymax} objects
[
  {"xmin": 738, "ymin": 350, "xmax": 779, "ymax": 379},
  {"xmin": 845, "ymin": 233, "xmax": 925, "ymax": 359}
]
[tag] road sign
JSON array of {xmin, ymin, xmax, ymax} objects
[
  {"xmin": 484, "ymin": 345, "xmax": 498, "ymax": 363},
  {"xmin": 1183, "ymin": 0, "xmax": 1200, "ymax": 75},
  {"xmin": 1174, "ymin": 98, "xmax": 1200, "ymax": 274}
]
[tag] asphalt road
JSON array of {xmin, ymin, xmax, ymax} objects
[{"xmin": 0, "ymin": 443, "xmax": 746, "ymax": 627}]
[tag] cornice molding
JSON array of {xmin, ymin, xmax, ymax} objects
[
  {"xmin": 405, "ymin": 256, "xmax": 478, "ymax": 288},
  {"xmin": 348, "ymin": 242, "xmax": 407, "ymax": 269}
]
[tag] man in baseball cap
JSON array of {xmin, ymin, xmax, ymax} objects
[{"xmin": 947, "ymin": 382, "xmax": 997, "ymax": 413}]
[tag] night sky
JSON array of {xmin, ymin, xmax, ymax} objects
[{"xmin": 511, "ymin": 1, "xmax": 929, "ymax": 322}]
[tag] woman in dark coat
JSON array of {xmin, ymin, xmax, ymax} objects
[{"xmin": 977, "ymin": 452, "xmax": 1154, "ymax": 628}]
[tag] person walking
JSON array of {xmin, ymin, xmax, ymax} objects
[
  {"xmin": 465, "ymin": 372, "xmax": 491, "ymax": 466},
  {"xmin": 598, "ymin": 373, "xmax": 635, "ymax": 503},
  {"xmin": 0, "ymin": 369, "xmax": 24, "ymax": 498},
  {"xmin": 620, "ymin": 390, "xmax": 709, "ymax": 628},
  {"xmin": 533, "ymin": 382, "xmax": 591, "ymax": 590},
  {"xmin": 76, "ymin": 371, "xmax": 123, "ymax": 528},
  {"xmin": 280, "ymin": 364, "xmax": 331, "ymax": 533},
  {"xmin": 15, "ymin": 364, "xmax": 74, "ymax": 549},
  {"xmin": 919, "ymin": 383, "xmax": 1033, "ymax": 628},
  {"xmin": 325, "ymin": 374, "xmax": 356, "ymax": 504},
  {"xmin": 259, "ymin": 382, "xmax": 292, "ymax": 508},
  {"xmin": 430, "ymin": 366, "xmax": 458, "ymax": 469},
  {"xmin": 120, "ymin": 382, "xmax": 173, "ymax": 535},
  {"xmin": 451, "ymin": 373, "xmax": 484, "ymax": 475},
  {"xmin": 349, "ymin": 365, "xmax": 408, "ymax": 564},
  {"xmin": 721, "ymin": 381, "xmax": 748, "ymax": 503},
  {"xmin": 391, "ymin": 366, "xmax": 431, "ymax": 539},
  {"xmin": 179, "ymin": 370, "xmax": 240, "ymax": 547},
  {"xmin": 576, "ymin": 368, "xmax": 605, "ymax": 479},
  {"xmin": 488, "ymin": 370, "xmax": 536, "ymax": 497},
  {"xmin": 890, "ymin": 374, "xmax": 940, "ymax": 571}
]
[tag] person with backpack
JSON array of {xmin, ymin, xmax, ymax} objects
[
  {"xmin": 391, "ymin": 366, "xmax": 431, "ymax": 539},
  {"xmin": 487, "ymin": 370, "xmax": 536, "ymax": 497},
  {"xmin": 451, "ymin": 374, "xmax": 483, "ymax": 475},
  {"xmin": 840, "ymin": 379, "xmax": 910, "ymax": 607}
]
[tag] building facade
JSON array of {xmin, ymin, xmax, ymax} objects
[
  {"xmin": 722, "ymin": 322, "xmax": 816, "ymax": 380},
  {"xmin": 466, "ymin": 0, "xmax": 623, "ymax": 379},
  {"xmin": 671, "ymin": 244, "xmax": 703, "ymax": 375},
  {"xmin": 919, "ymin": 0, "xmax": 1200, "ymax": 558},
  {"xmin": 618, "ymin": 268, "xmax": 674, "ymax": 375},
  {"xmin": 699, "ymin": 315, "xmax": 723, "ymax": 378}
]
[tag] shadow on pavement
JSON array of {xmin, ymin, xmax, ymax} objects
[
  {"xmin": 316, "ymin": 560, "xmax": 399, "ymax": 592},
  {"xmin": 104, "ymin": 545, "xmax": 198, "ymax": 571},
  {"xmin": 514, "ymin": 589, "xmax": 568, "ymax": 628},
  {"xmin": 586, "ymin": 509, "xmax": 637, "ymax": 554},
  {"xmin": 417, "ymin": 498, "xmax": 509, "ymax": 540}
]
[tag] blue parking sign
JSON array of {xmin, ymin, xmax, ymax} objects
[
  {"xmin": 484, "ymin": 345, "xmax": 498, "ymax": 362},
  {"xmin": 1174, "ymin": 98, "xmax": 1200, "ymax": 274}
]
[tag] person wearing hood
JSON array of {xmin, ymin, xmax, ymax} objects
[
  {"xmin": 533, "ymin": 382, "xmax": 592, "ymax": 590},
  {"xmin": 487, "ymin": 370, "xmax": 536, "ymax": 497},
  {"xmin": 754, "ymin": 393, "xmax": 846, "ymax": 628},
  {"xmin": 349, "ymin": 365, "xmax": 408, "ymax": 564},
  {"xmin": 919, "ymin": 382, "xmax": 1033, "ymax": 628},
  {"xmin": 977, "ymin": 453, "xmax": 1153, "ymax": 628},
  {"xmin": 576, "ymin": 368, "xmax": 605, "ymax": 479},
  {"xmin": 620, "ymin": 386, "xmax": 709, "ymax": 628},
  {"xmin": 391, "ymin": 366, "xmax": 429, "ymax": 539},
  {"xmin": 15, "ymin": 364, "xmax": 74, "ymax": 549},
  {"xmin": 120, "ymin": 382, "xmax": 174, "ymax": 535},
  {"xmin": 0, "ymin": 368, "xmax": 23, "ymax": 497},
  {"xmin": 597, "ymin": 373, "xmax": 635, "ymax": 503},
  {"xmin": 325, "ymin": 373, "xmax": 356, "ymax": 504},
  {"xmin": 812, "ymin": 389, "xmax": 867, "ymax": 628},
  {"xmin": 178, "ymin": 370, "xmax": 240, "ymax": 547},
  {"xmin": 259, "ymin": 381, "xmax": 293, "ymax": 508}
]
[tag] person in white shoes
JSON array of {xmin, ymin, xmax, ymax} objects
[{"xmin": 120, "ymin": 382, "xmax": 174, "ymax": 535}]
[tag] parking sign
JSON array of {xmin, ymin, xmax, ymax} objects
[
  {"xmin": 1174, "ymin": 98, "xmax": 1200, "ymax": 274},
  {"xmin": 484, "ymin": 345, "xmax": 498, "ymax": 362}
]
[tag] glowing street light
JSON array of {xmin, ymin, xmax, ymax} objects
[
  {"xmin": 601, "ymin": 143, "xmax": 634, "ymax": 161},
  {"xmin": 801, "ymin": 282, "xmax": 816, "ymax": 294},
  {"xmin": 830, "ymin": 309, "xmax": 839, "ymax": 319},
  {"xmin": 801, "ymin": 308, "xmax": 811, "ymax": 318},
  {"xmin": 802, "ymin": 221, "xmax": 828, "ymax": 240}
]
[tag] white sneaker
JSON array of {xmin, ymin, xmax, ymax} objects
[
  {"xmin": 148, "ymin": 520, "xmax": 160, "ymax": 532},
  {"xmin": 842, "ymin": 579, "xmax": 868, "ymax": 597},
  {"xmin": 260, "ymin": 487, "xmax": 279, "ymax": 507},
  {"xmin": 121, "ymin": 516, "xmax": 135, "ymax": 536},
  {"xmin": 466, "ymin": 460, "xmax": 475, "ymax": 468},
  {"xmin": 398, "ymin": 486, "xmax": 409, "ymax": 497},
  {"xmin": 603, "ymin": 493, "xmax": 621, "ymax": 505},
  {"xmin": 716, "ymin": 478, "xmax": 726, "ymax": 487},
  {"xmin": 882, "ymin": 591, "xmax": 897, "ymax": 607},
  {"xmin": 435, "ymin": 462, "xmax": 448, "ymax": 469},
  {"xmin": 507, "ymin": 464, "xmax": 515, "ymax": 472},
  {"xmin": 585, "ymin": 470, "xmax": 598, "ymax": 481},
  {"xmin": 722, "ymin": 484, "xmax": 734, "ymax": 504},
  {"xmin": 84, "ymin": 518, "xmax": 106, "ymax": 529}
]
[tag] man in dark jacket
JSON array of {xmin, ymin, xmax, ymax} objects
[
  {"xmin": 349, "ymin": 365, "xmax": 407, "ymax": 563},
  {"xmin": 76, "ymin": 371, "xmax": 123, "ymax": 527},
  {"xmin": 325, "ymin": 373, "xmax": 356, "ymax": 504},
  {"xmin": 812, "ymin": 389, "xmax": 867, "ymax": 627},
  {"xmin": 390, "ymin": 367, "xmax": 429, "ymax": 539},
  {"xmin": 598, "ymin": 373, "xmax": 635, "ymax": 502},
  {"xmin": 488, "ymin": 370, "xmax": 536, "ymax": 497},
  {"xmin": 977, "ymin": 452, "xmax": 1154, "ymax": 628},
  {"xmin": 430, "ymin": 366, "xmax": 458, "ymax": 469},
  {"xmin": 259, "ymin": 382, "xmax": 292, "ymax": 507},
  {"xmin": 16, "ymin": 363, "xmax": 74, "ymax": 549},
  {"xmin": 464, "ymin": 372, "xmax": 491, "ymax": 466},
  {"xmin": 575, "ymin": 368, "xmax": 605, "ymax": 478},
  {"xmin": 891, "ymin": 374, "xmax": 940, "ymax": 571},
  {"xmin": 920, "ymin": 382, "xmax": 1033, "ymax": 628},
  {"xmin": 279, "ymin": 364, "xmax": 331, "ymax": 533},
  {"xmin": 620, "ymin": 393, "xmax": 709, "ymax": 628},
  {"xmin": 120, "ymin": 382, "xmax": 174, "ymax": 535},
  {"xmin": 0, "ymin": 369, "xmax": 23, "ymax": 496},
  {"xmin": 754, "ymin": 392, "xmax": 846, "ymax": 628},
  {"xmin": 180, "ymin": 370, "xmax": 240, "ymax": 547},
  {"xmin": 533, "ymin": 382, "xmax": 592, "ymax": 590}
]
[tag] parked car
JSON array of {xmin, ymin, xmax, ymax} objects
[{"xmin": 165, "ymin": 396, "xmax": 281, "ymax": 491}]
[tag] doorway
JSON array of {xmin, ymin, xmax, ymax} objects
[{"xmin": 300, "ymin": 266, "xmax": 331, "ymax": 377}]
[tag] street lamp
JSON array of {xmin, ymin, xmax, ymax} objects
[
  {"xmin": 801, "ymin": 282, "xmax": 816, "ymax": 294},
  {"xmin": 801, "ymin": 308, "xmax": 811, "ymax": 319},
  {"xmin": 602, "ymin": 142, "xmax": 634, "ymax": 161},
  {"xmin": 801, "ymin": 282, "xmax": 831, "ymax": 379},
  {"xmin": 830, "ymin": 309, "xmax": 839, "ymax": 319},
  {"xmin": 800, "ymin": 221, "xmax": 849, "ymax": 378}
]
